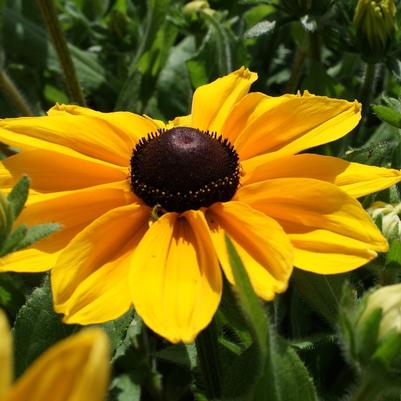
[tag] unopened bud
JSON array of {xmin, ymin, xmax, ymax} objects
[
  {"xmin": 353, "ymin": 0, "xmax": 396, "ymax": 50},
  {"xmin": 368, "ymin": 201, "xmax": 401, "ymax": 241},
  {"xmin": 183, "ymin": 0, "xmax": 213, "ymax": 15},
  {"xmin": 359, "ymin": 284, "xmax": 401, "ymax": 339}
]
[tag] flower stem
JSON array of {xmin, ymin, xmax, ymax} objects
[
  {"xmin": 349, "ymin": 375, "xmax": 384, "ymax": 401},
  {"xmin": 36, "ymin": 0, "xmax": 86, "ymax": 106},
  {"xmin": 286, "ymin": 48, "xmax": 306, "ymax": 93},
  {"xmin": 0, "ymin": 70, "xmax": 33, "ymax": 116},
  {"xmin": 360, "ymin": 62, "xmax": 376, "ymax": 114},
  {"xmin": 195, "ymin": 320, "xmax": 221, "ymax": 400}
]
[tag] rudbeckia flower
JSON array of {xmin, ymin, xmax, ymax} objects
[
  {"xmin": 0, "ymin": 68, "xmax": 400, "ymax": 343},
  {"xmin": 0, "ymin": 311, "xmax": 109, "ymax": 401}
]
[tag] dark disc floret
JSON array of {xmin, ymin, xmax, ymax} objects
[{"xmin": 130, "ymin": 127, "xmax": 240, "ymax": 212}]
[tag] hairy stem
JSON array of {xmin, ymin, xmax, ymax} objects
[
  {"xmin": 36, "ymin": 0, "xmax": 86, "ymax": 106},
  {"xmin": 0, "ymin": 70, "xmax": 33, "ymax": 116}
]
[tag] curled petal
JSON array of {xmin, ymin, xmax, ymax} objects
[
  {"xmin": 191, "ymin": 67, "xmax": 257, "ymax": 134},
  {"xmin": 225, "ymin": 91, "xmax": 361, "ymax": 160}
]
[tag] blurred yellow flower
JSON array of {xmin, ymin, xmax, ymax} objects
[
  {"xmin": 0, "ymin": 311, "xmax": 109, "ymax": 401},
  {"xmin": 0, "ymin": 68, "xmax": 399, "ymax": 342}
]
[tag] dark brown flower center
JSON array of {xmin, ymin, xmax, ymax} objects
[{"xmin": 130, "ymin": 127, "xmax": 240, "ymax": 212}]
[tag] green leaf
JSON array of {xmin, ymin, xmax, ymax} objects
[
  {"xmin": 0, "ymin": 272, "xmax": 26, "ymax": 317},
  {"xmin": 355, "ymin": 308, "xmax": 382, "ymax": 364},
  {"xmin": 12, "ymin": 277, "xmax": 76, "ymax": 377},
  {"xmin": 385, "ymin": 239, "xmax": 401, "ymax": 269},
  {"xmin": 92, "ymin": 309, "xmax": 134, "ymax": 357},
  {"xmin": 7, "ymin": 175, "xmax": 30, "ymax": 219},
  {"xmin": 154, "ymin": 344, "xmax": 193, "ymax": 368},
  {"xmin": 110, "ymin": 374, "xmax": 141, "ymax": 401},
  {"xmin": 224, "ymin": 235, "xmax": 268, "ymax": 357},
  {"xmin": 291, "ymin": 269, "xmax": 345, "ymax": 327},
  {"xmin": 372, "ymin": 331, "xmax": 401, "ymax": 370},
  {"xmin": 219, "ymin": 236, "xmax": 269, "ymax": 400},
  {"xmin": 372, "ymin": 105, "xmax": 401, "ymax": 128},
  {"xmin": 0, "ymin": 224, "xmax": 27, "ymax": 256},
  {"xmin": 343, "ymin": 141, "xmax": 397, "ymax": 166},
  {"xmin": 253, "ymin": 337, "xmax": 319, "ymax": 401},
  {"xmin": 14, "ymin": 223, "xmax": 61, "ymax": 250}
]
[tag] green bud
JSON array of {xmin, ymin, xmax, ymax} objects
[
  {"xmin": 368, "ymin": 201, "xmax": 401, "ymax": 242},
  {"xmin": 359, "ymin": 284, "xmax": 401, "ymax": 339},
  {"xmin": 353, "ymin": 0, "xmax": 396, "ymax": 50}
]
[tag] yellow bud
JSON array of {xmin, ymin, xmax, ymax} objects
[
  {"xmin": 183, "ymin": 0, "xmax": 212, "ymax": 14},
  {"xmin": 353, "ymin": 0, "xmax": 396, "ymax": 49}
]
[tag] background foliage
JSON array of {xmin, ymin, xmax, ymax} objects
[{"xmin": 2, "ymin": 0, "xmax": 401, "ymax": 400}]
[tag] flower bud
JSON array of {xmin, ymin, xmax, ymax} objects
[
  {"xmin": 367, "ymin": 201, "xmax": 401, "ymax": 241},
  {"xmin": 183, "ymin": 0, "xmax": 214, "ymax": 15},
  {"xmin": 353, "ymin": 0, "xmax": 396, "ymax": 50},
  {"xmin": 359, "ymin": 283, "xmax": 401, "ymax": 339}
]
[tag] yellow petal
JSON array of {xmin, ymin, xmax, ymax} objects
[
  {"xmin": 0, "ymin": 248, "xmax": 59, "ymax": 273},
  {"xmin": 0, "ymin": 181, "xmax": 133, "ymax": 273},
  {"xmin": 0, "ymin": 114, "xmax": 134, "ymax": 166},
  {"xmin": 4, "ymin": 329, "xmax": 109, "ymax": 401},
  {"xmin": 1, "ymin": 149, "xmax": 127, "ymax": 191},
  {"xmin": 237, "ymin": 178, "xmax": 388, "ymax": 272},
  {"xmin": 53, "ymin": 202, "xmax": 149, "ymax": 309},
  {"xmin": 167, "ymin": 114, "xmax": 192, "ymax": 128},
  {"xmin": 289, "ymin": 230, "xmax": 380, "ymax": 273},
  {"xmin": 242, "ymin": 153, "xmax": 401, "ymax": 197},
  {"xmin": 229, "ymin": 91, "xmax": 361, "ymax": 160},
  {"xmin": 58, "ymin": 235, "xmax": 144, "ymax": 324},
  {"xmin": 206, "ymin": 201, "xmax": 293, "ymax": 300},
  {"xmin": 191, "ymin": 67, "xmax": 257, "ymax": 133},
  {"xmin": 48, "ymin": 103, "xmax": 163, "ymax": 143},
  {"xmin": 0, "ymin": 310, "xmax": 12, "ymax": 399},
  {"xmin": 130, "ymin": 211, "xmax": 222, "ymax": 343}
]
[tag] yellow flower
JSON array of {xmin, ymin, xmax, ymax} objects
[
  {"xmin": 0, "ymin": 310, "xmax": 109, "ymax": 401},
  {"xmin": 0, "ymin": 68, "xmax": 400, "ymax": 342}
]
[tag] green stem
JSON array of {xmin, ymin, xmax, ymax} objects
[
  {"xmin": 360, "ymin": 63, "xmax": 376, "ymax": 115},
  {"xmin": 36, "ymin": 0, "xmax": 86, "ymax": 106},
  {"xmin": 309, "ymin": 31, "xmax": 321, "ymax": 63},
  {"xmin": 349, "ymin": 375, "xmax": 384, "ymax": 401},
  {"xmin": 286, "ymin": 48, "xmax": 306, "ymax": 93},
  {"xmin": 0, "ymin": 70, "xmax": 33, "ymax": 116},
  {"xmin": 354, "ymin": 62, "xmax": 376, "ymax": 146},
  {"xmin": 195, "ymin": 320, "xmax": 221, "ymax": 400}
]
